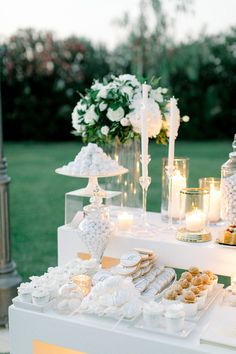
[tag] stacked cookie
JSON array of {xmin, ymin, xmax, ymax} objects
[{"xmin": 113, "ymin": 248, "xmax": 175, "ymax": 298}]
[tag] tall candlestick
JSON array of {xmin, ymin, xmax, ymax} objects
[
  {"xmin": 168, "ymin": 97, "xmax": 178, "ymax": 175},
  {"xmin": 141, "ymin": 83, "xmax": 150, "ymax": 179}
]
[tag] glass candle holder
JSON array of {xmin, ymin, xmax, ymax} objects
[
  {"xmin": 199, "ymin": 177, "xmax": 221, "ymax": 225},
  {"xmin": 161, "ymin": 157, "xmax": 189, "ymax": 223},
  {"xmin": 176, "ymin": 188, "xmax": 212, "ymax": 242},
  {"xmin": 71, "ymin": 275, "xmax": 92, "ymax": 296}
]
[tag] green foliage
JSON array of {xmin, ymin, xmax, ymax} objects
[{"xmin": 1, "ymin": 29, "xmax": 110, "ymax": 140}]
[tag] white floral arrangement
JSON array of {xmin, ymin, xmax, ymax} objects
[{"xmin": 71, "ymin": 74, "xmax": 180, "ymax": 145}]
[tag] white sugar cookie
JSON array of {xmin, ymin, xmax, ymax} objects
[
  {"xmin": 134, "ymin": 248, "xmax": 154, "ymax": 256},
  {"xmin": 120, "ymin": 252, "xmax": 141, "ymax": 267}
]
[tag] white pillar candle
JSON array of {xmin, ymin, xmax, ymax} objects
[
  {"xmin": 168, "ymin": 170, "xmax": 187, "ymax": 219},
  {"xmin": 208, "ymin": 185, "xmax": 221, "ymax": 222},
  {"xmin": 141, "ymin": 83, "xmax": 150, "ymax": 179},
  {"xmin": 117, "ymin": 212, "xmax": 133, "ymax": 231},
  {"xmin": 168, "ymin": 97, "xmax": 178, "ymax": 175},
  {"xmin": 186, "ymin": 209, "xmax": 206, "ymax": 232}
]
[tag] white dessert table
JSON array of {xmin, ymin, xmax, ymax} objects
[
  {"xmin": 9, "ymin": 211, "xmax": 236, "ymax": 354},
  {"xmin": 58, "ymin": 212, "xmax": 236, "ymax": 276},
  {"xmin": 9, "ymin": 300, "xmax": 233, "ymax": 354}
]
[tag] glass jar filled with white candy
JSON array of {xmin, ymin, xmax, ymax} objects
[{"xmin": 221, "ymin": 134, "xmax": 236, "ymax": 225}]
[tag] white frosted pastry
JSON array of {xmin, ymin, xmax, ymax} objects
[
  {"xmin": 59, "ymin": 143, "xmax": 125, "ymax": 176},
  {"xmin": 121, "ymin": 300, "xmax": 142, "ymax": 319}
]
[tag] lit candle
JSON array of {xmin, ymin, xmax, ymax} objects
[
  {"xmin": 186, "ymin": 208, "xmax": 206, "ymax": 232},
  {"xmin": 141, "ymin": 83, "xmax": 150, "ymax": 179},
  {"xmin": 117, "ymin": 212, "xmax": 134, "ymax": 231},
  {"xmin": 208, "ymin": 185, "xmax": 221, "ymax": 222},
  {"xmin": 168, "ymin": 97, "xmax": 178, "ymax": 175},
  {"xmin": 168, "ymin": 170, "xmax": 187, "ymax": 218},
  {"xmin": 72, "ymin": 275, "xmax": 91, "ymax": 296}
]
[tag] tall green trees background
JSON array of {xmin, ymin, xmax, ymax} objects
[{"xmin": 1, "ymin": 0, "xmax": 235, "ymax": 141}]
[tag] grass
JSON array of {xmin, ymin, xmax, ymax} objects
[{"xmin": 4, "ymin": 140, "xmax": 231, "ymax": 281}]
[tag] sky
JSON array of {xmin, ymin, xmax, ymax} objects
[{"xmin": 0, "ymin": 0, "xmax": 236, "ymax": 48}]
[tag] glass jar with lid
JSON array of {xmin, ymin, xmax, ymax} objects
[
  {"xmin": 78, "ymin": 193, "xmax": 115, "ymax": 264},
  {"xmin": 221, "ymin": 134, "xmax": 236, "ymax": 224}
]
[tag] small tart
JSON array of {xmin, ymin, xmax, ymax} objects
[
  {"xmin": 189, "ymin": 286, "xmax": 200, "ymax": 295},
  {"xmin": 191, "ymin": 276, "xmax": 202, "ymax": 287},
  {"xmin": 171, "ymin": 283, "xmax": 183, "ymax": 295},
  {"xmin": 164, "ymin": 290, "xmax": 178, "ymax": 300},
  {"xmin": 189, "ymin": 266, "xmax": 200, "ymax": 276},
  {"xmin": 181, "ymin": 271, "xmax": 193, "ymax": 282},
  {"xmin": 183, "ymin": 290, "xmax": 196, "ymax": 303},
  {"xmin": 203, "ymin": 270, "xmax": 214, "ymax": 280},
  {"xmin": 201, "ymin": 273, "xmax": 211, "ymax": 285},
  {"xmin": 179, "ymin": 278, "xmax": 189, "ymax": 289}
]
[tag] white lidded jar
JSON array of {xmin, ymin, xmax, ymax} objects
[
  {"xmin": 78, "ymin": 194, "xmax": 114, "ymax": 264},
  {"xmin": 221, "ymin": 134, "xmax": 236, "ymax": 224}
]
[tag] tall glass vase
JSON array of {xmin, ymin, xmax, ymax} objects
[{"xmin": 103, "ymin": 137, "xmax": 142, "ymax": 209}]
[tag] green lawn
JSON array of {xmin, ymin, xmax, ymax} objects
[{"xmin": 5, "ymin": 140, "xmax": 231, "ymax": 281}]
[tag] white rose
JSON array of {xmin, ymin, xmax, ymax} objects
[
  {"xmin": 107, "ymin": 107, "xmax": 124, "ymax": 122},
  {"xmin": 99, "ymin": 102, "xmax": 107, "ymax": 111},
  {"xmin": 84, "ymin": 105, "xmax": 98, "ymax": 125},
  {"xmin": 129, "ymin": 96, "xmax": 162, "ymax": 138},
  {"xmin": 76, "ymin": 101, "xmax": 87, "ymax": 112},
  {"xmin": 91, "ymin": 81, "xmax": 103, "ymax": 90},
  {"xmin": 101, "ymin": 126, "xmax": 109, "ymax": 136},
  {"xmin": 118, "ymin": 74, "xmax": 139, "ymax": 87},
  {"xmin": 72, "ymin": 108, "xmax": 80, "ymax": 131},
  {"xmin": 121, "ymin": 86, "xmax": 133, "ymax": 98},
  {"xmin": 120, "ymin": 117, "xmax": 130, "ymax": 126},
  {"xmin": 150, "ymin": 88, "xmax": 163, "ymax": 103},
  {"xmin": 97, "ymin": 87, "xmax": 107, "ymax": 99}
]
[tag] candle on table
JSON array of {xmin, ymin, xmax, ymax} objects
[
  {"xmin": 168, "ymin": 170, "xmax": 187, "ymax": 219},
  {"xmin": 186, "ymin": 208, "xmax": 206, "ymax": 232},
  {"xmin": 117, "ymin": 212, "xmax": 133, "ymax": 231},
  {"xmin": 141, "ymin": 83, "xmax": 150, "ymax": 179},
  {"xmin": 208, "ymin": 185, "xmax": 221, "ymax": 222}
]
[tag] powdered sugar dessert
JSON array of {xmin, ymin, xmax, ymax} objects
[{"xmin": 58, "ymin": 143, "xmax": 126, "ymax": 176}]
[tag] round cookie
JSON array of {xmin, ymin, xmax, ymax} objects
[
  {"xmin": 140, "ymin": 260, "xmax": 150, "ymax": 269},
  {"xmin": 120, "ymin": 252, "xmax": 141, "ymax": 267},
  {"xmin": 134, "ymin": 247, "xmax": 155, "ymax": 257},
  {"xmin": 115, "ymin": 264, "xmax": 139, "ymax": 276}
]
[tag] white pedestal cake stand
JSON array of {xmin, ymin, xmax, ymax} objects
[{"xmin": 55, "ymin": 167, "xmax": 128, "ymax": 197}]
